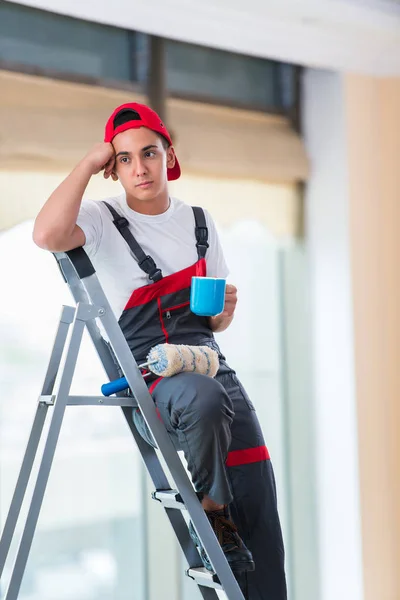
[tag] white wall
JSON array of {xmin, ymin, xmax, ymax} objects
[{"xmin": 302, "ymin": 69, "xmax": 364, "ymax": 600}]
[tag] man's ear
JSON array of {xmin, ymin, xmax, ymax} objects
[
  {"xmin": 111, "ymin": 171, "xmax": 119, "ymax": 182},
  {"xmin": 167, "ymin": 146, "xmax": 176, "ymax": 169}
]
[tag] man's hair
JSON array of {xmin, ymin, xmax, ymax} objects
[{"xmin": 113, "ymin": 108, "xmax": 170, "ymax": 150}]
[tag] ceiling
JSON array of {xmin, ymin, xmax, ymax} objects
[{"xmin": 6, "ymin": 0, "xmax": 400, "ymax": 76}]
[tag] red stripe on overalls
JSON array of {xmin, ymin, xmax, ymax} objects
[
  {"xmin": 226, "ymin": 445, "xmax": 270, "ymax": 467},
  {"xmin": 157, "ymin": 298, "xmax": 169, "ymax": 343},
  {"xmin": 149, "ymin": 377, "xmax": 163, "ymax": 421},
  {"xmin": 124, "ymin": 258, "xmax": 206, "ymax": 309},
  {"xmin": 149, "ymin": 378, "xmax": 163, "ymax": 395}
]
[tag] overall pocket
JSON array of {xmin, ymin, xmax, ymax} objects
[{"xmin": 163, "ymin": 301, "xmax": 190, "ymax": 321}]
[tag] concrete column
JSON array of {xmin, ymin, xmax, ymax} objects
[{"xmin": 302, "ymin": 68, "xmax": 364, "ymax": 600}]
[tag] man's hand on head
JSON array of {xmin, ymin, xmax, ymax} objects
[
  {"xmin": 81, "ymin": 143, "xmax": 117, "ymax": 180},
  {"xmin": 209, "ymin": 284, "xmax": 237, "ymax": 333}
]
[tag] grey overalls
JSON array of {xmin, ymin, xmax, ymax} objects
[{"xmin": 103, "ymin": 202, "xmax": 287, "ymax": 600}]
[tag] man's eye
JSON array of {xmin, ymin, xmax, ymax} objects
[
  {"xmin": 144, "ymin": 151, "xmax": 156, "ymax": 158},
  {"xmin": 120, "ymin": 156, "xmax": 129, "ymax": 163}
]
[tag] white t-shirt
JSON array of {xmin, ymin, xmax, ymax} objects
[{"xmin": 76, "ymin": 194, "xmax": 229, "ymax": 319}]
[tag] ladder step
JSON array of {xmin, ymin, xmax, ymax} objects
[
  {"xmin": 38, "ymin": 395, "xmax": 137, "ymax": 407},
  {"xmin": 151, "ymin": 489, "xmax": 185, "ymax": 509},
  {"xmin": 186, "ymin": 567, "xmax": 222, "ymax": 589}
]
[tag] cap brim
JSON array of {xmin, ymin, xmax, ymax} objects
[{"xmin": 167, "ymin": 158, "xmax": 181, "ymax": 181}]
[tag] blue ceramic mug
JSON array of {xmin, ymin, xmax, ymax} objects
[{"xmin": 190, "ymin": 277, "xmax": 226, "ymax": 317}]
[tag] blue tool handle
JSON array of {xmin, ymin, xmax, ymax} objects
[{"xmin": 101, "ymin": 377, "xmax": 129, "ymax": 396}]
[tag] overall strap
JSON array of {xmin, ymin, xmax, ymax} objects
[
  {"xmin": 102, "ymin": 201, "xmax": 163, "ymax": 283},
  {"xmin": 192, "ymin": 206, "xmax": 209, "ymax": 259}
]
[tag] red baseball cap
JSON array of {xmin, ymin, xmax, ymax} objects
[{"xmin": 104, "ymin": 102, "xmax": 181, "ymax": 181}]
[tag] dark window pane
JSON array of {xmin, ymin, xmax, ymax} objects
[
  {"xmin": 0, "ymin": 3, "xmax": 134, "ymax": 82},
  {"xmin": 278, "ymin": 63, "xmax": 297, "ymax": 111},
  {"xmin": 166, "ymin": 40, "xmax": 285, "ymax": 110}
]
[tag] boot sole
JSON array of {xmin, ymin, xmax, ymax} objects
[{"xmin": 189, "ymin": 522, "xmax": 255, "ymax": 574}]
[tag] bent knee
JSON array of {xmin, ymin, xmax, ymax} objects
[{"xmin": 178, "ymin": 372, "xmax": 233, "ymax": 420}]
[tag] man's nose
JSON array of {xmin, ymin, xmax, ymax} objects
[{"xmin": 135, "ymin": 157, "xmax": 147, "ymax": 177}]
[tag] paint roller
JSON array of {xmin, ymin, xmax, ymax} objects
[{"xmin": 101, "ymin": 343, "xmax": 219, "ymax": 396}]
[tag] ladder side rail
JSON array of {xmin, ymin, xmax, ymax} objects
[
  {"xmin": 55, "ymin": 252, "xmax": 218, "ymax": 594},
  {"xmin": 0, "ymin": 406, "xmax": 48, "ymax": 579},
  {"xmin": 4, "ymin": 305, "xmax": 88, "ymax": 600},
  {"xmin": 0, "ymin": 306, "xmax": 75, "ymax": 576},
  {"xmin": 89, "ymin": 279, "xmax": 245, "ymax": 600},
  {"xmin": 55, "ymin": 249, "xmax": 245, "ymax": 600},
  {"xmin": 166, "ymin": 508, "xmax": 220, "ymax": 600}
]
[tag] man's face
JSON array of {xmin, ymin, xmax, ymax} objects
[{"xmin": 112, "ymin": 127, "xmax": 176, "ymax": 201}]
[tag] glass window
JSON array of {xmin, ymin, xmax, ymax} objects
[
  {"xmin": 0, "ymin": 3, "xmax": 296, "ymax": 113},
  {"xmin": 0, "ymin": 3, "xmax": 135, "ymax": 82},
  {"xmin": 166, "ymin": 40, "xmax": 291, "ymax": 110},
  {"xmin": 0, "ymin": 222, "xmax": 146, "ymax": 600}
]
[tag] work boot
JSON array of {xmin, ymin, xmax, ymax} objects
[{"xmin": 189, "ymin": 506, "xmax": 255, "ymax": 574}]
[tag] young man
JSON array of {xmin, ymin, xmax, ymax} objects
[{"xmin": 33, "ymin": 102, "xmax": 287, "ymax": 600}]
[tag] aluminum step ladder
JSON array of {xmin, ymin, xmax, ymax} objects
[{"xmin": 0, "ymin": 248, "xmax": 246, "ymax": 600}]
